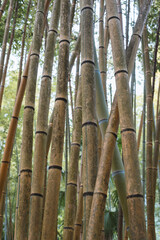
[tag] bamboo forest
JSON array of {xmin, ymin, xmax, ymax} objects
[{"xmin": 0, "ymin": 0, "xmax": 160, "ymax": 239}]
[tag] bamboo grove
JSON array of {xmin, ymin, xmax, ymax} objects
[{"xmin": 0, "ymin": 0, "xmax": 160, "ymax": 239}]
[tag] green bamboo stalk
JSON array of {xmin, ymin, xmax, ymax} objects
[
  {"xmin": 106, "ymin": 0, "xmax": 146, "ymax": 238},
  {"xmin": 0, "ymin": 0, "xmax": 15, "ymax": 84},
  {"xmin": 41, "ymin": 1, "xmax": 70, "ymax": 239},
  {"xmin": 28, "ymin": 1, "xmax": 60, "ymax": 239},
  {"xmin": 80, "ymin": 1, "xmax": 97, "ymax": 238},
  {"xmin": 142, "ymin": 26, "xmax": 155, "ymax": 239}
]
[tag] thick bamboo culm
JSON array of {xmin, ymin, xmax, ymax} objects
[
  {"xmin": 80, "ymin": 1, "xmax": 98, "ymax": 239},
  {"xmin": 0, "ymin": 0, "xmax": 18, "ymax": 110},
  {"xmin": 16, "ymin": 0, "xmax": 46, "ymax": 238},
  {"xmin": 41, "ymin": 1, "xmax": 70, "ymax": 239},
  {"xmin": 0, "ymin": 0, "xmax": 15, "ymax": 84},
  {"xmin": 106, "ymin": 0, "xmax": 146, "ymax": 238},
  {"xmin": 28, "ymin": 1, "xmax": 60, "ymax": 239},
  {"xmin": 0, "ymin": 0, "xmax": 8, "ymax": 20},
  {"xmin": 63, "ymin": 77, "xmax": 82, "ymax": 239},
  {"xmin": 94, "ymin": 0, "xmax": 152, "ymax": 235},
  {"xmin": 87, "ymin": 95, "xmax": 119, "ymax": 240},
  {"xmin": 142, "ymin": 26, "xmax": 155, "ymax": 239}
]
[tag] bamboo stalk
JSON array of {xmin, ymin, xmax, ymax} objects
[
  {"xmin": 0, "ymin": 0, "xmax": 15, "ymax": 84},
  {"xmin": 41, "ymin": 1, "xmax": 70, "ymax": 239},
  {"xmin": 106, "ymin": 0, "xmax": 146, "ymax": 238},
  {"xmin": 0, "ymin": 0, "xmax": 18, "ymax": 110},
  {"xmin": 63, "ymin": 75, "xmax": 82, "ymax": 240},
  {"xmin": 16, "ymin": 0, "xmax": 32, "ymax": 93},
  {"xmin": 69, "ymin": 0, "xmax": 76, "ymax": 36},
  {"xmin": 28, "ymin": 1, "xmax": 60, "ymax": 239},
  {"xmin": 80, "ymin": 1, "xmax": 98, "ymax": 238},
  {"xmin": 142, "ymin": 26, "xmax": 155, "ymax": 239},
  {"xmin": 99, "ymin": 0, "xmax": 106, "ymax": 98}
]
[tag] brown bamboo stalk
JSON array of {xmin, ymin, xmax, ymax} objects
[
  {"xmin": 117, "ymin": 203, "xmax": 123, "ymax": 240},
  {"xmin": 80, "ymin": 1, "xmax": 97, "ymax": 239},
  {"xmin": 16, "ymin": 0, "xmax": 46, "ymax": 239},
  {"xmin": 41, "ymin": 1, "xmax": 70, "ymax": 239},
  {"xmin": 16, "ymin": 0, "xmax": 32, "ymax": 93},
  {"xmin": 0, "ymin": 0, "xmax": 15, "ymax": 84},
  {"xmin": 106, "ymin": 0, "xmax": 146, "ymax": 238},
  {"xmin": 0, "ymin": 0, "xmax": 51, "ymax": 207},
  {"xmin": 87, "ymin": 95, "xmax": 119, "ymax": 240},
  {"xmin": 142, "ymin": 26, "xmax": 155, "ymax": 239},
  {"xmin": 93, "ymin": 0, "xmax": 152, "ymax": 236},
  {"xmin": 63, "ymin": 76, "xmax": 82, "ymax": 240},
  {"xmin": 0, "ymin": 0, "xmax": 8, "ymax": 20},
  {"xmin": 73, "ymin": 184, "xmax": 83, "ymax": 240},
  {"xmin": 28, "ymin": 1, "xmax": 60, "ymax": 239},
  {"xmin": 0, "ymin": 0, "xmax": 18, "ymax": 110},
  {"xmin": 99, "ymin": 0, "xmax": 106, "ymax": 98}
]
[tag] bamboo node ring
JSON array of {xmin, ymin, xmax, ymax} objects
[
  {"xmin": 24, "ymin": 105, "xmax": 35, "ymax": 110},
  {"xmin": 55, "ymin": 97, "xmax": 67, "ymax": 103},
  {"xmin": 82, "ymin": 121, "xmax": 97, "ymax": 128},
  {"xmin": 35, "ymin": 130, "xmax": 47, "ymax": 135},
  {"xmin": 75, "ymin": 224, "xmax": 82, "ymax": 227},
  {"xmin": 94, "ymin": 192, "xmax": 107, "ymax": 198},
  {"xmin": 0, "ymin": 9, "xmax": 4, "ymax": 12},
  {"xmin": 30, "ymin": 193, "xmax": 43, "ymax": 198},
  {"xmin": 121, "ymin": 128, "xmax": 136, "ymax": 134},
  {"xmin": 107, "ymin": 131, "xmax": 117, "ymax": 139},
  {"xmin": 115, "ymin": 69, "xmax": 128, "ymax": 76},
  {"xmin": 83, "ymin": 192, "xmax": 93, "ymax": 197},
  {"xmin": 127, "ymin": 194, "xmax": 143, "ymax": 199},
  {"xmin": 42, "ymin": 75, "xmax": 51, "ymax": 79},
  {"xmin": 98, "ymin": 118, "xmax": 108, "ymax": 125},
  {"xmin": 30, "ymin": 53, "xmax": 39, "ymax": 58},
  {"xmin": 133, "ymin": 33, "xmax": 142, "ymax": 39},
  {"xmin": 112, "ymin": 170, "xmax": 125, "ymax": 177},
  {"xmin": 48, "ymin": 29, "xmax": 58, "ymax": 34},
  {"xmin": 67, "ymin": 182, "xmax": 77, "ymax": 187},
  {"xmin": 81, "ymin": 6, "xmax": 93, "ymax": 12},
  {"xmin": 81, "ymin": 60, "xmax": 95, "ymax": 66},
  {"xmin": 12, "ymin": 116, "xmax": 18, "ymax": 120},
  {"xmin": 107, "ymin": 16, "xmax": 120, "ymax": 22},
  {"xmin": 20, "ymin": 169, "xmax": 32, "ymax": 173},
  {"xmin": 2, "ymin": 161, "xmax": 9, "ymax": 164},
  {"xmin": 99, "ymin": 46, "xmax": 104, "ymax": 49},
  {"xmin": 49, "ymin": 165, "xmax": 62, "ymax": 171},
  {"xmin": 59, "ymin": 39, "xmax": 70, "ymax": 44},
  {"xmin": 63, "ymin": 227, "xmax": 74, "ymax": 231},
  {"xmin": 71, "ymin": 142, "xmax": 80, "ymax": 147}
]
